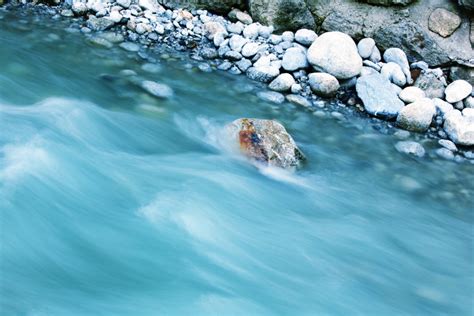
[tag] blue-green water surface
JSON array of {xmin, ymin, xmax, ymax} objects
[{"xmin": 0, "ymin": 7, "xmax": 473, "ymax": 316}]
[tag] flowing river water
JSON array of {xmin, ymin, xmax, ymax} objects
[{"xmin": 0, "ymin": 7, "xmax": 473, "ymax": 316}]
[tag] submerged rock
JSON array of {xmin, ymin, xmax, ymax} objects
[
  {"xmin": 139, "ymin": 80, "xmax": 173, "ymax": 98},
  {"xmin": 226, "ymin": 118, "xmax": 305, "ymax": 169},
  {"xmin": 395, "ymin": 141, "xmax": 425, "ymax": 158}
]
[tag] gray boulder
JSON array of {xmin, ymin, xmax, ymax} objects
[
  {"xmin": 225, "ymin": 118, "xmax": 305, "ymax": 169},
  {"xmin": 157, "ymin": 0, "xmax": 244, "ymax": 14},
  {"xmin": 307, "ymin": 32, "xmax": 362, "ymax": 80},
  {"xmin": 356, "ymin": 73, "xmax": 405, "ymax": 119}
]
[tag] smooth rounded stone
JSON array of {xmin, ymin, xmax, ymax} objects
[
  {"xmin": 88, "ymin": 36, "xmax": 113, "ymax": 48},
  {"xmin": 381, "ymin": 62, "xmax": 406, "ymax": 87},
  {"xmin": 225, "ymin": 118, "xmax": 305, "ymax": 169},
  {"xmin": 307, "ymin": 31, "xmax": 362, "ymax": 80},
  {"xmin": 269, "ymin": 34, "xmax": 282, "ymax": 45},
  {"xmin": 213, "ymin": 31, "xmax": 226, "ymax": 46},
  {"xmin": 258, "ymin": 25, "xmax": 273, "ymax": 39},
  {"xmin": 396, "ymin": 98, "xmax": 436, "ymax": 132},
  {"xmin": 254, "ymin": 54, "xmax": 276, "ymax": 68},
  {"xmin": 445, "ymin": 80, "xmax": 472, "ymax": 103},
  {"xmin": 363, "ymin": 60, "xmax": 381, "ymax": 72},
  {"xmin": 135, "ymin": 23, "xmax": 147, "ymax": 35},
  {"xmin": 257, "ymin": 91, "xmax": 285, "ymax": 104},
  {"xmin": 119, "ymin": 69, "xmax": 137, "ymax": 76},
  {"xmin": 281, "ymin": 46, "xmax": 308, "ymax": 72},
  {"xmin": 246, "ymin": 66, "xmax": 280, "ymax": 83},
  {"xmin": 227, "ymin": 21, "xmax": 244, "ymax": 34},
  {"xmin": 394, "ymin": 129, "xmax": 411, "ymax": 140},
  {"xmin": 141, "ymin": 63, "xmax": 161, "ymax": 73},
  {"xmin": 465, "ymin": 96, "xmax": 474, "ymax": 108},
  {"xmin": 228, "ymin": 9, "xmax": 253, "ymax": 25},
  {"xmin": 383, "ymin": 48, "xmax": 412, "ymax": 84},
  {"xmin": 269, "ymin": 73, "xmax": 296, "ymax": 92},
  {"xmin": 217, "ymin": 61, "xmax": 233, "ymax": 71},
  {"xmin": 428, "ymin": 8, "xmax": 461, "ymax": 38},
  {"xmin": 61, "ymin": 9, "xmax": 75, "ymax": 17},
  {"xmin": 411, "ymin": 61, "xmax": 429, "ymax": 71},
  {"xmin": 308, "ymin": 72, "xmax": 340, "ymax": 97},
  {"xmin": 117, "ymin": 0, "xmax": 131, "ymax": 8},
  {"xmin": 243, "ymin": 23, "xmax": 260, "ymax": 39},
  {"xmin": 435, "ymin": 148, "xmax": 455, "ymax": 160},
  {"xmin": 463, "ymin": 107, "xmax": 474, "ymax": 118},
  {"xmin": 291, "ymin": 83, "xmax": 302, "ymax": 94},
  {"xmin": 438, "ymin": 139, "xmax": 458, "ymax": 152},
  {"xmin": 200, "ymin": 47, "xmax": 218, "ymax": 59},
  {"xmin": 155, "ymin": 24, "xmax": 165, "ymax": 35},
  {"xmin": 433, "ymin": 98, "xmax": 454, "ymax": 117},
  {"xmin": 286, "ymin": 94, "xmax": 311, "ymax": 108},
  {"xmin": 369, "ymin": 46, "xmax": 382, "ymax": 64},
  {"xmin": 229, "ymin": 34, "xmax": 248, "ymax": 52},
  {"xmin": 395, "ymin": 141, "xmax": 425, "ymax": 158},
  {"xmin": 203, "ymin": 21, "xmax": 227, "ymax": 40},
  {"xmin": 391, "ymin": 83, "xmax": 402, "ymax": 95},
  {"xmin": 119, "ymin": 42, "xmax": 140, "ymax": 52},
  {"xmin": 360, "ymin": 66, "xmax": 378, "ymax": 77},
  {"xmin": 414, "ymin": 70, "xmax": 446, "ymax": 99},
  {"xmin": 357, "ymin": 38, "xmax": 375, "ymax": 59},
  {"xmin": 294, "ymin": 29, "xmax": 317, "ymax": 46},
  {"xmin": 87, "ymin": 16, "xmax": 116, "ymax": 31},
  {"xmin": 281, "ymin": 31, "xmax": 294, "ymax": 42},
  {"xmin": 223, "ymin": 50, "xmax": 242, "ymax": 61},
  {"xmin": 235, "ymin": 58, "xmax": 252, "ymax": 72},
  {"xmin": 454, "ymin": 101, "xmax": 464, "ymax": 110},
  {"xmin": 140, "ymin": 80, "xmax": 173, "ymax": 99},
  {"xmin": 109, "ymin": 11, "xmax": 123, "ymax": 23},
  {"xmin": 71, "ymin": 2, "xmax": 88, "ymax": 16},
  {"xmin": 443, "ymin": 109, "xmax": 474, "ymax": 146},
  {"xmin": 228, "ymin": 66, "xmax": 242, "ymax": 75},
  {"xmin": 356, "ymin": 73, "xmax": 405, "ymax": 119},
  {"xmin": 399, "ymin": 86, "xmax": 426, "ymax": 103},
  {"xmin": 218, "ymin": 45, "xmax": 231, "ymax": 57},
  {"xmin": 241, "ymin": 42, "xmax": 260, "ymax": 58}
]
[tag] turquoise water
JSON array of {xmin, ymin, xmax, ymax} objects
[{"xmin": 1, "ymin": 8, "xmax": 473, "ymax": 316}]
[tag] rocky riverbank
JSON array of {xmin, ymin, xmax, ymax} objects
[{"xmin": 1, "ymin": 0, "xmax": 473, "ymax": 164}]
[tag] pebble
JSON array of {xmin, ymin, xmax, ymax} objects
[
  {"xmin": 438, "ymin": 139, "xmax": 457, "ymax": 152},
  {"xmin": 308, "ymin": 72, "xmax": 340, "ymax": 97},
  {"xmin": 119, "ymin": 42, "xmax": 140, "ymax": 52},
  {"xmin": 445, "ymin": 80, "xmax": 472, "ymax": 103},
  {"xmin": 383, "ymin": 47, "xmax": 412, "ymax": 84},
  {"xmin": 246, "ymin": 66, "xmax": 280, "ymax": 83},
  {"xmin": 257, "ymin": 91, "xmax": 285, "ymax": 104},
  {"xmin": 357, "ymin": 38, "xmax": 375, "ymax": 59},
  {"xmin": 381, "ymin": 62, "xmax": 406, "ymax": 87},
  {"xmin": 435, "ymin": 148, "xmax": 455, "ymax": 160},
  {"xmin": 241, "ymin": 42, "xmax": 260, "ymax": 58},
  {"xmin": 395, "ymin": 141, "xmax": 425, "ymax": 157},
  {"xmin": 281, "ymin": 46, "xmax": 308, "ymax": 71},
  {"xmin": 243, "ymin": 23, "xmax": 259, "ymax": 39},
  {"xmin": 235, "ymin": 58, "xmax": 252, "ymax": 72},
  {"xmin": 269, "ymin": 73, "xmax": 296, "ymax": 92},
  {"xmin": 281, "ymin": 31, "xmax": 294, "ymax": 42},
  {"xmin": 294, "ymin": 29, "xmax": 317, "ymax": 46},
  {"xmin": 140, "ymin": 80, "xmax": 174, "ymax": 98},
  {"xmin": 396, "ymin": 98, "xmax": 436, "ymax": 132},
  {"xmin": 286, "ymin": 94, "xmax": 311, "ymax": 108},
  {"xmin": 229, "ymin": 34, "xmax": 247, "ymax": 52},
  {"xmin": 399, "ymin": 86, "xmax": 426, "ymax": 103}
]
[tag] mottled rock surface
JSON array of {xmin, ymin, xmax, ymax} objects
[{"xmin": 226, "ymin": 118, "xmax": 305, "ymax": 168}]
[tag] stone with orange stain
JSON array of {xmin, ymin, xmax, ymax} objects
[{"xmin": 226, "ymin": 118, "xmax": 305, "ymax": 169}]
